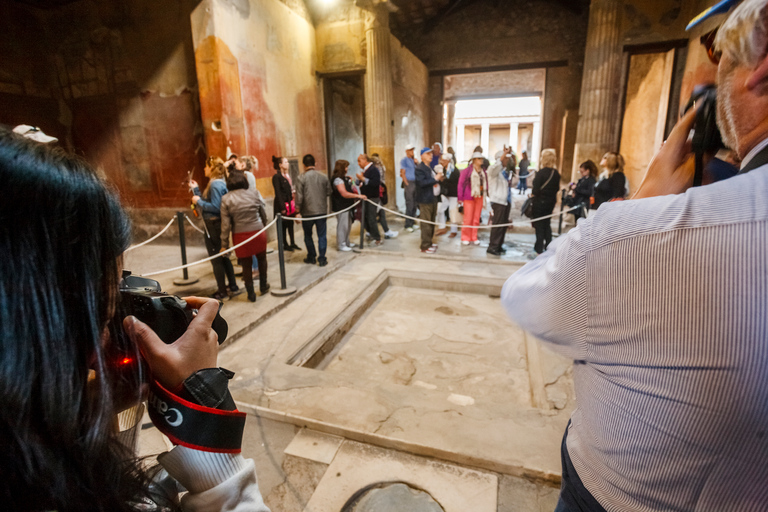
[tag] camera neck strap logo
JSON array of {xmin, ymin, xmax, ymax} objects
[{"xmin": 147, "ymin": 380, "xmax": 246, "ymax": 453}]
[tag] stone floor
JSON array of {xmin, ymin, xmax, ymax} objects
[{"xmin": 129, "ymin": 206, "xmax": 578, "ymax": 511}]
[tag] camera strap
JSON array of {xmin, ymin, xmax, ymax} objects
[{"xmin": 147, "ymin": 380, "xmax": 246, "ymax": 453}]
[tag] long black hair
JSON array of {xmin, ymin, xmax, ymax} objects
[{"xmin": 0, "ymin": 127, "xmax": 153, "ymax": 511}]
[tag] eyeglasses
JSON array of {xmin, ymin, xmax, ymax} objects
[{"xmin": 700, "ymin": 27, "xmax": 722, "ymax": 65}]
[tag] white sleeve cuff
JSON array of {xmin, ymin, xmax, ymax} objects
[{"xmin": 158, "ymin": 446, "xmax": 248, "ymax": 494}]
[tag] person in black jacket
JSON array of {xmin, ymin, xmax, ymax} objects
[
  {"xmin": 271, "ymin": 155, "xmax": 300, "ymax": 251},
  {"xmin": 356, "ymin": 153, "xmax": 382, "ymax": 245},
  {"xmin": 531, "ymin": 148, "xmax": 561, "ymax": 254},
  {"xmin": 566, "ymin": 160, "xmax": 598, "ymax": 220},
  {"xmin": 593, "ymin": 152, "xmax": 627, "ymax": 208}
]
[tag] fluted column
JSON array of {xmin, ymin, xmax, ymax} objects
[
  {"xmin": 364, "ymin": 2, "xmax": 396, "ymax": 204},
  {"xmin": 572, "ymin": 0, "xmax": 622, "ymax": 180}
]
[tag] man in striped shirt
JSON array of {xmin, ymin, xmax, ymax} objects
[{"xmin": 502, "ymin": 1, "xmax": 768, "ymax": 510}]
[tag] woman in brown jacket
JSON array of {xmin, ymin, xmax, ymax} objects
[{"xmin": 220, "ymin": 170, "xmax": 270, "ymax": 302}]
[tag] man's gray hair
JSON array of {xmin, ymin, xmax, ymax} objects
[{"xmin": 716, "ymin": 0, "xmax": 768, "ymax": 67}]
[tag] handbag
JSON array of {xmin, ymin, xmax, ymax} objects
[
  {"xmin": 284, "ymin": 199, "xmax": 296, "ymax": 216},
  {"xmin": 522, "ymin": 168, "xmax": 556, "ymax": 219}
]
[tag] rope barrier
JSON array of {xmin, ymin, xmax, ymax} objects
[
  {"xmin": 140, "ymin": 218, "xmax": 277, "ymax": 277},
  {"xmin": 185, "ymin": 215, "xmax": 205, "ymax": 234},
  {"xmin": 125, "ymin": 217, "xmax": 176, "ymax": 252},
  {"xmin": 364, "ymin": 198, "xmax": 580, "ymax": 228},
  {"xmin": 293, "ymin": 200, "xmax": 361, "ymax": 221}
]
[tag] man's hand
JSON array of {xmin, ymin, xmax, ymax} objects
[
  {"xmin": 633, "ymin": 107, "xmax": 698, "ymax": 199},
  {"xmin": 123, "ymin": 297, "xmax": 221, "ymax": 391},
  {"xmin": 400, "ymin": 169, "xmax": 408, "ymax": 186},
  {"xmin": 356, "ymin": 172, "xmax": 365, "ymax": 181}
]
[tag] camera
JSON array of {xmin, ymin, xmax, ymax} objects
[
  {"xmin": 119, "ymin": 272, "xmax": 228, "ymax": 344},
  {"xmin": 106, "ymin": 272, "xmax": 228, "ymax": 396},
  {"xmin": 682, "ymin": 84, "xmax": 726, "ymax": 156}
]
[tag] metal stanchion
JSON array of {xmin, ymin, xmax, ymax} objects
[
  {"xmin": 558, "ymin": 189, "xmax": 566, "ymax": 236},
  {"xmin": 271, "ymin": 213, "xmax": 297, "ymax": 297},
  {"xmin": 173, "ymin": 211, "xmax": 199, "ymax": 286},
  {"xmin": 354, "ymin": 200, "xmax": 365, "ymax": 252}
]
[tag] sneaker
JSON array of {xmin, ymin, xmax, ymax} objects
[
  {"xmin": 339, "ymin": 245, "xmax": 352, "ymax": 252},
  {"xmin": 260, "ymin": 283, "xmax": 271, "ymax": 295},
  {"xmin": 385, "ymin": 230, "xmax": 399, "ymax": 239},
  {"xmin": 405, "ymin": 227, "xmax": 414, "ymax": 233},
  {"xmin": 486, "ymin": 248, "xmax": 503, "ymax": 256},
  {"xmin": 304, "ymin": 256, "xmax": 316, "ymax": 264},
  {"xmin": 318, "ymin": 258, "xmax": 328, "ymax": 267},
  {"xmin": 365, "ymin": 232, "xmax": 372, "ymax": 240},
  {"xmin": 472, "ymin": 240, "xmax": 481, "ymax": 246},
  {"xmin": 461, "ymin": 240, "xmax": 470, "ymax": 246},
  {"xmin": 421, "ymin": 246, "xmax": 437, "ymax": 254},
  {"xmin": 348, "ymin": 242, "xmax": 356, "ymax": 248}
]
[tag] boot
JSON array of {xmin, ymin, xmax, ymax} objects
[{"xmin": 245, "ymin": 282, "xmax": 256, "ymax": 302}]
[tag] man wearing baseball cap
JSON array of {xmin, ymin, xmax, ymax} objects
[
  {"xmin": 503, "ymin": 1, "xmax": 768, "ymax": 510},
  {"xmin": 414, "ymin": 147, "xmax": 444, "ymax": 253},
  {"xmin": 400, "ymin": 144, "xmax": 419, "ymax": 232}
]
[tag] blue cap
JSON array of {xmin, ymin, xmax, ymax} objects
[
  {"xmin": 420, "ymin": 147, "xmax": 433, "ymax": 155},
  {"xmin": 686, "ymin": 0, "xmax": 741, "ymax": 30}
]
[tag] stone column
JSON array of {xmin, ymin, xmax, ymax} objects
[
  {"xmin": 481, "ymin": 123, "xmax": 490, "ymax": 156},
  {"xmin": 510, "ymin": 123, "xmax": 519, "ymax": 154},
  {"xmin": 571, "ymin": 0, "xmax": 622, "ymax": 181},
  {"xmin": 456, "ymin": 123, "xmax": 465, "ymax": 161},
  {"xmin": 363, "ymin": 1, "xmax": 396, "ymax": 204}
]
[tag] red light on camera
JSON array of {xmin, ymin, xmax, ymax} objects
[{"xmin": 121, "ymin": 357, "xmax": 133, "ymax": 365}]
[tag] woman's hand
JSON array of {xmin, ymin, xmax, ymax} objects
[
  {"xmin": 633, "ymin": 107, "xmax": 698, "ymax": 199},
  {"xmin": 123, "ymin": 297, "xmax": 221, "ymax": 391},
  {"xmin": 191, "ymin": 195, "xmax": 201, "ymax": 205},
  {"xmin": 189, "ymin": 179, "xmax": 199, "ymax": 189}
]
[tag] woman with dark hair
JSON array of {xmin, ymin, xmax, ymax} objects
[
  {"xmin": 331, "ymin": 159, "xmax": 366, "ymax": 251},
  {"xmin": 531, "ymin": 148, "xmax": 561, "ymax": 254},
  {"xmin": 271, "ymin": 155, "xmax": 300, "ymax": 251},
  {"xmin": 566, "ymin": 159, "xmax": 598, "ymax": 220},
  {"xmin": 593, "ymin": 151, "xmax": 627, "ymax": 208},
  {"xmin": 190, "ymin": 159, "xmax": 239, "ymax": 300},
  {"xmin": 0, "ymin": 127, "xmax": 268, "ymax": 511},
  {"xmin": 220, "ymin": 170, "xmax": 270, "ymax": 301}
]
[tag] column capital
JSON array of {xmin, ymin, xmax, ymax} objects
[{"xmin": 357, "ymin": 0, "xmax": 395, "ymax": 30}]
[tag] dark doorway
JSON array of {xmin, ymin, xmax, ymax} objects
[{"xmin": 323, "ymin": 72, "xmax": 366, "ymax": 177}]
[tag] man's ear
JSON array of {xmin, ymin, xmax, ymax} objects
[{"xmin": 746, "ymin": 51, "xmax": 768, "ymax": 90}]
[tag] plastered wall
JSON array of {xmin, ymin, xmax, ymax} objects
[
  {"xmin": 191, "ymin": 0, "xmax": 326, "ymax": 198},
  {"xmin": 0, "ymin": 0, "xmax": 206, "ymax": 209}
]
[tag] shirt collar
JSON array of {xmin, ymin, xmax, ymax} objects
[
  {"xmin": 740, "ymin": 137, "xmax": 768, "ymax": 170},
  {"xmin": 364, "ymin": 162, "xmax": 372, "ymax": 171}
]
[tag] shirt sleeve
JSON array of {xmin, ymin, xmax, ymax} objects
[
  {"xmin": 501, "ymin": 219, "xmax": 590, "ymax": 361},
  {"xmin": 158, "ymin": 448, "xmax": 270, "ymax": 512}
]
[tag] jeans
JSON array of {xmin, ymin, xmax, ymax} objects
[
  {"xmin": 554, "ymin": 422, "xmax": 607, "ymax": 512},
  {"xmin": 376, "ymin": 201, "xmax": 390, "ymax": 233},
  {"xmin": 203, "ymin": 217, "xmax": 237, "ymax": 293},
  {"xmin": 302, "ymin": 218, "xmax": 327, "ymax": 261},
  {"xmin": 404, "ymin": 181, "xmax": 418, "ymax": 228},
  {"xmin": 336, "ymin": 211, "xmax": 352, "ymax": 249},
  {"xmin": 418, "ymin": 202, "xmax": 437, "ymax": 250}
]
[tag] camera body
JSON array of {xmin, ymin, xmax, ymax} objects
[
  {"xmin": 683, "ymin": 84, "xmax": 726, "ymax": 155},
  {"xmin": 119, "ymin": 272, "xmax": 228, "ymax": 344}
]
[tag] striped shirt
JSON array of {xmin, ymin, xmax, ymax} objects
[{"xmin": 501, "ymin": 163, "xmax": 768, "ymax": 511}]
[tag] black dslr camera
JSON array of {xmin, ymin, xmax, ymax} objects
[
  {"xmin": 106, "ymin": 272, "xmax": 228, "ymax": 395},
  {"xmin": 682, "ymin": 84, "xmax": 728, "ymax": 186},
  {"xmin": 119, "ymin": 272, "xmax": 228, "ymax": 344}
]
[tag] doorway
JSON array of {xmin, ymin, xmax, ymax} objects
[{"xmin": 323, "ymin": 73, "xmax": 366, "ymax": 177}]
